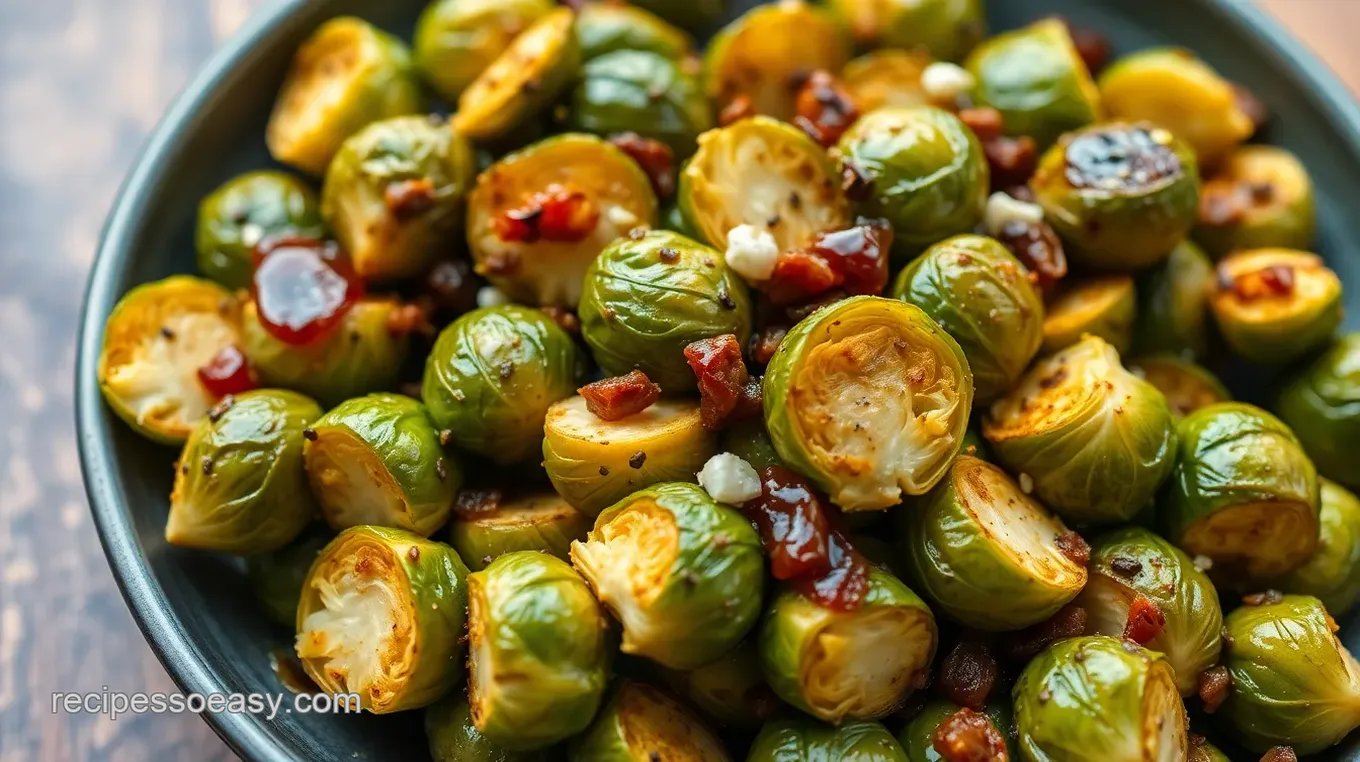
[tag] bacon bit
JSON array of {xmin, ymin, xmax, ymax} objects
[
  {"xmin": 958, "ymin": 107, "xmax": 1004, "ymax": 140},
  {"xmin": 939, "ymin": 641, "xmax": 999, "ymax": 710},
  {"xmin": 1197, "ymin": 666, "xmax": 1231, "ymax": 714},
  {"xmin": 385, "ymin": 302, "xmax": 435, "ymax": 337},
  {"xmin": 1001, "ymin": 605, "xmax": 1088, "ymax": 661},
  {"xmin": 206, "ymin": 395, "xmax": 236, "ymax": 424},
  {"xmin": 424, "ymin": 259, "xmax": 480, "ymax": 315},
  {"xmin": 792, "ymin": 70, "xmax": 860, "ymax": 147},
  {"xmin": 493, "ymin": 184, "xmax": 598, "ymax": 243},
  {"xmin": 383, "ymin": 178, "xmax": 438, "ymax": 220},
  {"xmin": 1123, "ymin": 595, "xmax": 1166, "ymax": 644},
  {"xmin": 1226, "ymin": 265, "xmax": 1295, "ymax": 302},
  {"xmin": 453, "ymin": 488, "xmax": 503, "ymax": 519},
  {"xmin": 931, "ymin": 708, "xmax": 1010, "ymax": 762},
  {"xmin": 1233, "ymin": 84, "xmax": 1269, "ymax": 132},
  {"xmin": 793, "ymin": 524, "xmax": 869, "ymax": 612},
  {"xmin": 1198, "ymin": 181, "xmax": 1252, "ymax": 227},
  {"xmin": 840, "ymin": 161, "xmax": 875, "ymax": 202},
  {"xmin": 608, "ymin": 132, "xmax": 676, "ymax": 199},
  {"xmin": 997, "ymin": 219, "xmax": 1066, "ymax": 290},
  {"xmin": 1260, "ymin": 747, "xmax": 1297, "ymax": 762},
  {"xmin": 767, "ymin": 250, "xmax": 839, "ymax": 305},
  {"xmin": 251, "ymin": 236, "xmax": 363, "ymax": 346},
  {"xmin": 984, "ymin": 135, "xmax": 1038, "ymax": 190},
  {"xmin": 765, "ymin": 221, "xmax": 892, "ymax": 305},
  {"xmin": 685, "ymin": 334, "xmax": 755, "ymax": 430},
  {"xmin": 1054, "ymin": 531, "xmax": 1090, "ymax": 565},
  {"xmin": 197, "ymin": 345, "xmax": 258, "ymax": 397},
  {"xmin": 540, "ymin": 306, "xmax": 581, "ymax": 338},
  {"xmin": 719, "ymin": 94, "xmax": 756, "ymax": 126},
  {"xmin": 579, "ymin": 370, "xmax": 662, "ymax": 421},
  {"xmin": 1242, "ymin": 589, "xmax": 1285, "ymax": 606},
  {"xmin": 750, "ymin": 325, "xmax": 788, "ymax": 366}
]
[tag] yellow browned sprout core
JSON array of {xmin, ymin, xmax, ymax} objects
[
  {"xmin": 1142, "ymin": 664, "xmax": 1189, "ymax": 762},
  {"xmin": 1181, "ymin": 501, "xmax": 1318, "ymax": 579},
  {"xmin": 1043, "ymin": 276, "xmax": 1134, "ymax": 345},
  {"xmin": 453, "ymin": 9, "xmax": 572, "ymax": 140},
  {"xmin": 801, "ymin": 605, "xmax": 933, "ymax": 721},
  {"xmin": 987, "ymin": 338, "xmax": 1112, "ymax": 442},
  {"xmin": 266, "ymin": 20, "xmax": 373, "ymax": 175},
  {"xmin": 619, "ymin": 684, "xmax": 729, "ymax": 761},
  {"xmin": 1212, "ymin": 249, "xmax": 1337, "ymax": 325},
  {"xmin": 570, "ymin": 503, "xmax": 679, "ymax": 653},
  {"xmin": 956, "ymin": 459, "xmax": 1086, "ymax": 586},
  {"xmin": 306, "ymin": 429, "xmax": 410, "ymax": 531}
]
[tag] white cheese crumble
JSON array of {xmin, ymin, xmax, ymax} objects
[
  {"xmin": 983, "ymin": 191, "xmax": 1045, "ymax": 236},
  {"xmin": 606, "ymin": 206, "xmax": 639, "ymax": 228},
  {"xmin": 476, "ymin": 286, "xmax": 510, "ymax": 308},
  {"xmin": 1018, "ymin": 472, "xmax": 1035, "ymax": 494},
  {"xmin": 697, "ymin": 453, "xmax": 762, "ymax": 505},
  {"xmin": 1193, "ymin": 554, "xmax": 1214, "ymax": 572},
  {"xmin": 920, "ymin": 62, "xmax": 976, "ymax": 104},
  {"xmin": 724, "ymin": 224, "xmax": 780, "ymax": 282}
]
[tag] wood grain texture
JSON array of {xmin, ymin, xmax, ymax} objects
[{"xmin": 0, "ymin": 0, "xmax": 1353, "ymax": 760}]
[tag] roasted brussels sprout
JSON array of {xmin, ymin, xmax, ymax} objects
[
  {"xmin": 760, "ymin": 567, "xmax": 936, "ymax": 723},
  {"xmin": 570, "ymin": 482, "xmax": 764, "ymax": 669},
  {"xmin": 680, "ymin": 116, "xmax": 849, "ymax": 252},
  {"xmin": 750, "ymin": 716, "xmax": 909, "ymax": 762},
  {"xmin": 1099, "ymin": 48, "xmax": 1255, "ymax": 167},
  {"xmin": 578, "ymin": 230, "xmax": 751, "ymax": 392},
  {"xmin": 720, "ymin": 418, "xmax": 783, "ymax": 473},
  {"xmin": 841, "ymin": 50, "xmax": 931, "ymax": 113},
  {"xmin": 195, "ymin": 171, "xmax": 324, "ymax": 289},
  {"xmin": 655, "ymin": 639, "xmax": 775, "ymax": 728},
  {"xmin": 543, "ymin": 395, "xmax": 717, "ymax": 517},
  {"xmin": 1041, "ymin": 275, "xmax": 1136, "ymax": 355},
  {"xmin": 296, "ymin": 526, "xmax": 469, "ymax": 713},
  {"xmin": 964, "ymin": 18, "xmax": 1101, "ymax": 149},
  {"xmin": 246, "ymin": 528, "xmax": 332, "ymax": 628},
  {"xmin": 1278, "ymin": 333, "xmax": 1360, "ymax": 489},
  {"xmin": 1195, "ymin": 145, "xmax": 1316, "ymax": 259},
  {"xmin": 1209, "ymin": 248, "xmax": 1343, "ymax": 364},
  {"xmin": 413, "ymin": 0, "xmax": 553, "ymax": 102},
  {"xmin": 1279, "ymin": 480, "xmax": 1360, "ymax": 616},
  {"xmin": 1013, "ymin": 636, "xmax": 1187, "ymax": 762},
  {"xmin": 166, "ymin": 390, "xmax": 322, "ymax": 553},
  {"xmin": 453, "ymin": 8, "xmax": 581, "ymax": 141},
  {"xmin": 1078, "ymin": 527, "xmax": 1223, "ymax": 695},
  {"xmin": 1161, "ymin": 402, "xmax": 1320, "ymax": 582},
  {"xmin": 1032, "ymin": 122, "xmax": 1199, "ymax": 270},
  {"xmin": 899, "ymin": 700, "xmax": 1015, "ymax": 762},
  {"xmin": 426, "ymin": 692, "xmax": 550, "ymax": 762},
  {"xmin": 1132, "ymin": 239, "xmax": 1215, "ymax": 359},
  {"xmin": 1127, "ymin": 355, "xmax": 1230, "ymax": 419},
  {"xmin": 98, "ymin": 276, "xmax": 242, "ymax": 444},
  {"xmin": 568, "ymin": 680, "xmax": 731, "ymax": 762},
  {"xmin": 266, "ymin": 17, "xmax": 423, "ymax": 175},
  {"xmin": 765, "ymin": 296, "xmax": 973, "ymax": 511},
  {"xmin": 423, "ymin": 305, "xmax": 585, "ymax": 464},
  {"xmin": 321, "ymin": 116, "xmax": 476, "ymax": 281},
  {"xmin": 568, "ymin": 50, "xmax": 712, "ymax": 156},
  {"xmin": 829, "ymin": 0, "xmax": 984, "ymax": 61},
  {"xmin": 241, "ymin": 297, "xmax": 409, "ymax": 407},
  {"xmin": 466, "ymin": 133, "xmax": 658, "ymax": 307},
  {"xmin": 576, "ymin": 2, "xmax": 692, "ymax": 61},
  {"xmin": 985, "ymin": 335, "xmax": 1177, "ymax": 524},
  {"xmin": 901, "ymin": 456, "xmax": 1087, "ymax": 630},
  {"xmin": 448, "ymin": 493, "xmax": 590, "ymax": 572},
  {"xmin": 1219, "ymin": 594, "xmax": 1360, "ymax": 754},
  {"xmin": 836, "ymin": 107, "xmax": 988, "ymax": 254},
  {"xmin": 467, "ymin": 552, "xmax": 610, "ymax": 750},
  {"xmin": 703, "ymin": 2, "xmax": 851, "ymax": 121}
]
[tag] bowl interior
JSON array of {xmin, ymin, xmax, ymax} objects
[{"xmin": 77, "ymin": 0, "xmax": 1360, "ymax": 759}]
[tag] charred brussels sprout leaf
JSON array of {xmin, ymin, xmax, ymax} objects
[
  {"xmin": 578, "ymin": 230, "xmax": 751, "ymax": 393},
  {"xmin": 296, "ymin": 526, "xmax": 469, "ymax": 713},
  {"xmin": 1280, "ymin": 480, "xmax": 1360, "ymax": 616},
  {"xmin": 568, "ymin": 680, "xmax": 732, "ymax": 762},
  {"xmin": 413, "ymin": 0, "xmax": 554, "ymax": 102},
  {"xmin": 575, "ymin": 2, "xmax": 692, "ymax": 62},
  {"xmin": 568, "ymin": 50, "xmax": 712, "ymax": 156},
  {"xmin": 321, "ymin": 116, "xmax": 476, "ymax": 281},
  {"xmin": 1041, "ymin": 275, "xmax": 1136, "ymax": 355},
  {"xmin": 760, "ymin": 567, "xmax": 937, "ymax": 723},
  {"xmin": 453, "ymin": 8, "xmax": 581, "ymax": 141},
  {"xmin": 765, "ymin": 296, "xmax": 972, "ymax": 511},
  {"xmin": 423, "ymin": 305, "xmax": 585, "ymax": 464},
  {"xmin": 1132, "ymin": 239, "xmax": 1215, "ymax": 359},
  {"xmin": 570, "ymin": 482, "xmax": 764, "ymax": 669},
  {"xmin": 448, "ymin": 492, "xmax": 590, "ymax": 572},
  {"xmin": 1278, "ymin": 333, "xmax": 1360, "ymax": 489},
  {"xmin": 195, "ymin": 171, "xmax": 325, "ymax": 289},
  {"xmin": 167, "ymin": 390, "xmax": 322, "ymax": 553},
  {"xmin": 899, "ymin": 700, "xmax": 1015, "ymax": 762},
  {"xmin": 901, "ymin": 456, "xmax": 1087, "ymax": 631},
  {"xmin": 1209, "ymin": 248, "xmax": 1343, "ymax": 364},
  {"xmin": 829, "ymin": 0, "xmax": 985, "ymax": 61},
  {"xmin": 266, "ymin": 17, "xmax": 423, "ymax": 175},
  {"xmin": 98, "ymin": 276, "xmax": 242, "ymax": 444},
  {"xmin": 654, "ymin": 639, "xmax": 775, "ymax": 728},
  {"xmin": 246, "ymin": 528, "xmax": 332, "ymax": 628},
  {"xmin": 750, "ymin": 716, "xmax": 909, "ymax": 762},
  {"xmin": 1127, "ymin": 355, "xmax": 1229, "ymax": 420},
  {"xmin": 842, "ymin": 50, "xmax": 932, "ymax": 113},
  {"xmin": 984, "ymin": 335, "xmax": 1178, "ymax": 525},
  {"xmin": 425, "ymin": 691, "xmax": 551, "ymax": 762},
  {"xmin": 1220, "ymin": 595, "xmax": 1360, "ymax": 754},
  {"xmin": 1195, "ymin": 145, "xmax": 1316, "ymax": 259}
]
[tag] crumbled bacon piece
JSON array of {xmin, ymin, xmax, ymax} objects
[
  {"xmin": 958, "ymin": 107, "xmax": 1004, "ymax": 140},
  {"xmin": 939, "ymin": 641, "xmax": 998, "ymax": 710},
  {"xmin": 997, "ymin": 219, "xmax": 1067, "ymax": 290},
  {"xmin": 1055, "ymin": 531, "xmax": 1090, "ymax": 565},
  {"xmin": 579, "ymin": 370, "xmax": 662, "ymax": 421},
  {"xmin": 932, "ymin": 708, "xmax": 1010, "ymax": 762},
  {"xmin": 1225, "ymin": 266, "xmax": 1295, "ymax": 302},
  {"xmin": 1197, "ymin": 666, "xmax": 1231, "ymax": 714},
  {"xmin": 719, "ymin": 94, "xmax": 756, "ymax": 126},
  {"xmin": 684, "ymin": 334, "xmax": 753, "ymax": 430},
  {"xmin": 453, "ymin": 488, "xmax": 503, "ymax": 519},
  {"xmin": 493, "ymin": 184, "xmax": 598, "ymax": 243},
  {"xmin": 384, "ymin": 178, "xmax": 438, "ymax": 220},
  {"xmin": 765, "ymin": 221, "xmax": 891, "ymax": 305},
  {"xmin": 792, "ymin": 70, "xmax": 860, "ymax": 147},
  {"xmin": 1123, "ymin": 595, "xmax": 1166, "ymax": 645},
  {"xmin": 1001, "ymin": 605, "xmax": 1088, "ymax": 661},
  {"xmin": 608, "ymin": 132, "xmax": 676, "ymax": 199},
  {"xmin": 959, "ymin": 106, "xmax": 1037, "ymax": 189}
]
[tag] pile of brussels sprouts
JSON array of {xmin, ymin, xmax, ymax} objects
[{"xmin": 96, "ymin": 0, "xmax": 1360, "ymax": 759}]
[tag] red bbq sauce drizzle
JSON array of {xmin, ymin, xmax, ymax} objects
[
  {"xmin": 196, "ymin": 345, "xmax": 258, "ymax": 397},
  {"xmin": 251, "ymin": 236, "xmax": 363, "ymax": 346},
  {"xmin": 765, "ymin": 220, "xmax": 892, "ymax": 306}
]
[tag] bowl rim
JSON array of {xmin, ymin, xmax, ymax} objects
[{"xmin": 75, "ymin": 1, "xmax": 1360, "ymax": 759}]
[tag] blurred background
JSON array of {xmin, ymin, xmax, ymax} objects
[{"xmin": 0, "ymin": 0, "xmax": 1356, "ymax": 759}]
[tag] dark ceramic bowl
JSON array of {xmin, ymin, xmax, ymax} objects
[{"xmin": 76, "ymin": 0, "xmax": 1360, "ymax": 759}]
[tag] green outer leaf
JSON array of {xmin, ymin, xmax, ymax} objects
[
  {"xmin": 167, "ymin": 389, "xmax": 322, "ymax": 554},
  {"xmin": 575, "ymin": 2, "xmax": 692, "ymax": 62},
  {"xmin": 1277, "ymin": 333, "xmax": 1360, "ymax": 488},
  {"xmin": 449, "ymin": 494, "xmax": 590, "ymax": 571},
  {"xmin": 1280, "ymin": 480, "xmax": 1360, "ymax": 616},
  {"xmin": 826, "ymin": 0, "xmax": 985, "ymax": 61},
  {"xmin": 1193, "ymin": 145, "xmax": 1316, "ymax": 259},
  {"xmin": 898, "ymin": 700, "xmax": 1015, "ymax": 762},
  {"xmin": 567, "ymin": 680, "xmax": 731, "ymax": 761},
  {"xmin": 1133, "ymin": 240, "xmax": 1215, "ymax": 360},
  {"xmin": 245, "ymin": 527, "xmax": 332, "ymax": 628},
  {"xmin": 653, "ymin": 639, "xmax": 775, "ymax": 728},
  {"xmin": 1220, "ymin": 595, "xmax": 1360, "ymax": 754},
  {"xmin": 748, "ymin": 716, "xmax": 908, "ymax": 762},
  {"xmin": 413, "ymin": 0, "xmax": 554, "ymax": 102},
  {"xmin": 568, "ymin": 50, "xmax": 712, "ymax": 156},
  {"xmin": 195, "ymin": 170, "xmax": 325, "ymax": 289},
  {"xmin": 425, "ymin": 691, "xmax": 551, "ymax": 762}
]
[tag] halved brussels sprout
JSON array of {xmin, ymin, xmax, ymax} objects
[
  {"xmin": 423, "ymin": 305, "xmax": 585, "ymax": 465},
  {"xmin": 893, "ymin": 235, "xmax": 1042, "ymax": 401},
  {"xmin": 1041, "ymin": 275, "xmax": 1136, "ymax": 355},
  {"xmin": 568, "ymin": 50, "xmax": 712, "ymax": 156},
  {"xmin": 899, "ymin": 700, "xmax": 1015, "ymax": 762},
  {"xmin": 576, "ymin": 2, "xmax": 692, "ymax": 61},
  {"xmin": 452, "ymin": 8, "xmax": 581, "ymax": 141},
  {"xmin": 304, "ymin": 393, "xmax": 459, "ymax": 536},
  {"xmin": 841, "ymin": 50, "xmax": 932, "ymax": 113},
  {"xmin": 750, "ymin": 716, "xmax": 908, "ymax": 762},
  {"xmin": 703, "ymin": 2, "xmax": 851, "ymax": 120},
  {"xmin": 1078, "ymin": 526, "xmax": 1223, "ymax": 696},
  {"xmin": 543, "ymin": 395, "xmax": 717, "ymax": 517},
  {"xmin": 1209, "ymin": 248, "xmax": 1343, "ymax": 364},
  {"xmin": 241, "ymin": 297, "xmax": 409, "ymax": 407},
  {"xmin": 1278, "ymin": 333, "xmax": 1360, "ymax": 489},
  {"xmin": 828, "ymin": 0, "xmax": 984, "ymax": 61},
  {"xmin": 1032, "ymin": 122, "xmax": 1199, "ymax": 270},
  {"xmin": 467, "ymin": 133, "xmax": 658, "ymax": 307},
  {"xmin": 266, "ymin": 17, "xmax": 423, "ymax": 175},
  {"xmin": 196, "ymin": 171, "xmax": 325, "ymax": 289},
  {"xmin": 836, "ymin": 107, "xmax": 988, "ymax": 254},
  {"xmin": 166, "ymin": 389, "xmax": 321, "ymax": 553},
  {"xmin": 1161, "ymin": 402, "xmax": 1320, "ymax": 582},
  {"xmin": 984, "ymin": 335, "xmax": 1178, "ymax": 525},
  {"xmin": 760, "ymin": 566, "xmax": 936, "ymax": 723},
  {"xmin": 1132, "ymin": 239, "xmax": 1215, "ymax": 359},
  {"xmin": 1013, "ymin": 636, "xmax": 1187, "ymax": 762},
  {"xmin": 570, "ymin": 482, "xmax": 764, "ymax": 669},
  {"xmin": 1127, "ymin": 355, "xmax": 1230, "ymax": 419},
  {"xmin": 414, "ymin": 0, "xmax": 554, "ymax": 102},
  {"xmin": 1098, "ymin": 48, "xmax": 1255, "ymax": 167},
  {"xmin": 578, "ymin": 230, "xmax": 752, "ymax": 392},
  {"xmin": 901, "ymin": 455, "xmax": 1087, "ymax": 631},
  {"xmin": 296, "ymin": 526, "xmax": 469, "ymax": 713},
  {"xmin": 321, "ymin": 116, "xmax": 476, "ymax": 281},
  {"xmin": 467, "ymin": 551, "xmax": 610, "ymax": 750},
  {"xmin": 568, "ymin": 680, "xmax": 731, "ymax": 762},
  {"xmin": 720, "ymin": 418, "xmax": 783, "ymax": 473},
  {"xmin": 1220, "ymin": 594, "xmax": 1360, "ymax": 754},
  {"xmin": 425, "ymin": 692, "xmax": 550, "ymax": 762},
  {"xmin": 246, "ymin": 528, "xmax": 332, "ymax": 628},
  {"xmin": 1279, "ymin": 480, "xmax": 1360, "ymax": 616},
  {"xmin": 98, "ymin": 276, "xmax": 241, "ymax": 444},
  {"xmin": 1195, "ymin": 145, "xmax": 1316, "ymax": 259},
  {"xmin": 680, "ymin": 116, "xmax": 849, "ymax": 252},
  {"xmin": 765, "ymin": 296, "xmax": 973, "ymax": 511},
  {"xmin": 449, "ymin": 492, "xmax": 590, "ymax": 572},
  {"xmin": 964, "ymin": 18, "xmax": 1101, "ymax": 149},
  {"xmin": 654, "ymin": 639, "xmax": 775, "ymax": 728}
]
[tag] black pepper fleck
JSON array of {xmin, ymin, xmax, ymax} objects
[
  {"xmin": 159, "ymin": 326, "xmax": 175, "ymax": 340},
  {"xmin": 718, "ymin": 291, "xmax": 736, "ymax": 309},
  {"xmin": 439, "ymin": 430, "xmax": 453, "ymax": 446},
  {"xmin": 599, "ymin": 465, "xmax": 610, "ymax": 476},
  {"xmin": 629, "ymin": 451, "xmax": 647, "ymax": 469},
  {"xmin": 303, "ymin": 428, "xmax": 318, "ymax": 441}
]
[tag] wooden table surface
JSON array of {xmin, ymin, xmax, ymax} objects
[{"xmin": 0, "ymin": 0, "xmax": 1354, "ymax": 759}]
